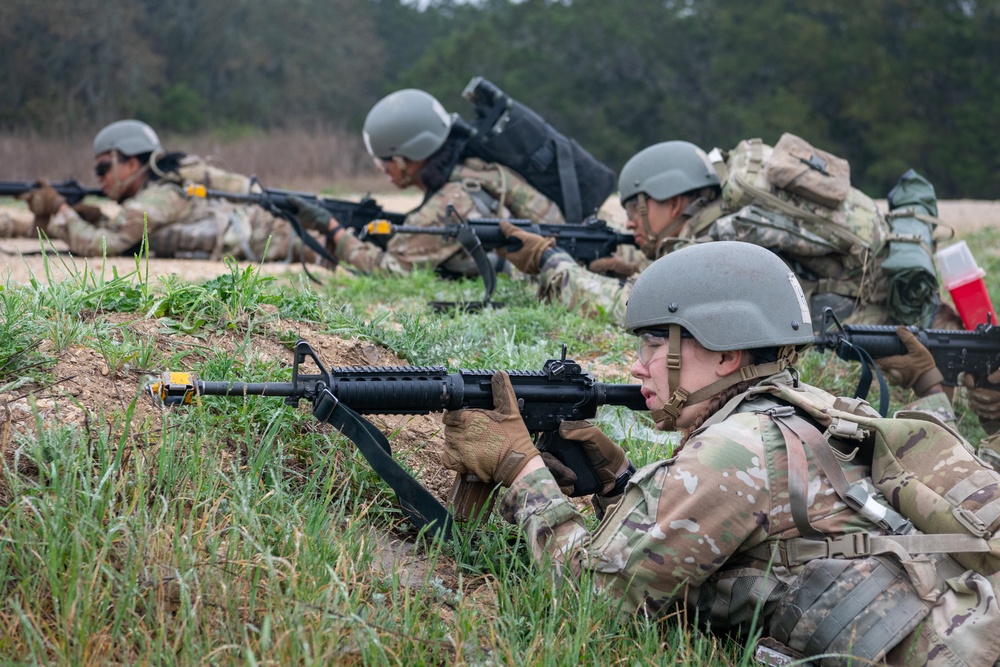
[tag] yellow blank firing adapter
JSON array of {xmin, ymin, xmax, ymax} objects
[
  {"xmin": 147, "ymin": 371, "xmax": 200, "ymax": 406},
  {"xmin": 365, "ymin": 219, "xmax": 395, "ymax": 236},
  {"xmin": 185, "ymin": 184, "xmax": 208, "ymax": 198}
]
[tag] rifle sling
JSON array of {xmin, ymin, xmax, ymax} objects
[
  {"xmin": 281, "ymin": 210, "xmax": 339, "ymax": 284},
  {"xmin": 312, "ymin": 387, "xmax": 453, "ymax": 540}
]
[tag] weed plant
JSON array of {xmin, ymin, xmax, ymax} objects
[{"xmin": 1, "ymin": 228, "xmax": 997, "ymax": 664}]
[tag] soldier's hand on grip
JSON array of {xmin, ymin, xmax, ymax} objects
[
  {"xmin": 287, "ymin": 196, "xmax": 336, "ymax": 235},
  {"xmin": 873, "ymin": 326, "xmax": 944, "ymax": 397},
  {"xmin": 18, "ymin": 179, "xmax": 66, "ymax": 220},
  {"xmin": 497, "ymin": 220, "xmax": 555, "ymax": 275},
  {"xmin": 964, "ymin": 368, "xmax": 1000, "ymax": 425},
  {"xmin": 439, "ymin": 371, "xmax": 540, "ymax": 486},
  {"xmin": 554, "ymin": 420, "xmax": 628, "ymax": 496},
  {"xmin": 71, "ymin": 203, "xmax": 103, "ymax": 225},
  {"xmin": 588, "ymin": 256, "xmax": 638, "ymax": 279}
]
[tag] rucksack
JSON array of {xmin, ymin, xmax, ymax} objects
[
  {"xmin": 736, "ymin": 378, "xmax": 1000, "ymax": 576},
  {"xmin": 707, "ymin": 134, "xmax": 940, "ymax": 327},
  {"xmin": 455, "ymin": 76, "xmax": 617, "ymax": 224}
]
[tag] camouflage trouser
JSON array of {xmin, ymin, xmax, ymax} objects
[
  {"xmin": 148, "ymin": 208, "xmax": 316, "ymax": 263},
  {"xmin": 0, "ymin": 212, "xmax": 40, "ymax": 238}
]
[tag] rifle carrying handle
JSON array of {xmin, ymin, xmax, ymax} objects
[{"xmin": 450, "ymin": 473, "xmax": 497, "ymax": 524}]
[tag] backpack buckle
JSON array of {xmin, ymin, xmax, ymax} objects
[{"xmin": 826, "ymin": 533, "xmax": 869, "ymax": 559}]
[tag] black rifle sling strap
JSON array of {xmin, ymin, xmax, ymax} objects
[
  {"xmin": 312, "ymin": 388, "xmax": 454, "ymax": 540},
  {"xmin": 555, "ymin": 136, "xmax": 582, "ymax": 223}
]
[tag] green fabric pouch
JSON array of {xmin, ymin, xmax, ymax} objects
[{"xmin": 881, "ymin": 169, "xmax": 940, "ymax": 327}]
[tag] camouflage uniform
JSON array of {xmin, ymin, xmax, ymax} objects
[
  {"xmin": 46, "ymin": 170, "xmax": 312, "ymax": 262},
  {"xmin": 499, "ymin": 371, "xmax": 1000, "ymax": 666},
  {"xmin": 0, "ymin": 211, "xmax": 39, "ymax": 238},
  {"xmin": 535, "ymin": 197, "xmax": 960, "ymax": 330},
  {"xmin": 335, "ymin": 157, "xmax": 564, "ymax": 275}
]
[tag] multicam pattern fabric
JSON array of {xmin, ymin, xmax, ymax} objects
[
  {"xmin": 335, "ymin": 157, "xmax": 563, "ymax": 275},
  {"xmin": 535, "ymin": 198, "xmax": 898, "ymax": 328},
  {"xmin": 46, "ymin": 167, "xmax": 310, "ymax": 261},
  {"xmin": 499, "ymin": 371, "xmax": 1000, "ymax": 666}
]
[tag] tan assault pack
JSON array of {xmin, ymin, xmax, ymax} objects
[
  {"xmin": 711, "ymin": 133, "xmax": 887, "ymax": 258},
  {"xmin": 756, "ymin": 379, "xmax": 1000, "ymax": 575},
  {"xmin": 729, "ymin": 379, "xmax": 1000, "ymax": 665}
]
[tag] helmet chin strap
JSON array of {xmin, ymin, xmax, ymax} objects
[
  {"xmin": 650, "ymin": 326, "xmax": 800, "ymax": 429},
  {"xmin": 393, "ymin": 156, "xmax": 414, "ymax": 188}
]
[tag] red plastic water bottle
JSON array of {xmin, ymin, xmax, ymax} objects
[{"xmin": 935, "ymin": 240, "xmax": 997, "ymax": 329}]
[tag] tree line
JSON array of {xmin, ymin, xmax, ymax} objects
[{"xmin": 3, "ymin": 0, "xmax": 998, "ymax": 198}]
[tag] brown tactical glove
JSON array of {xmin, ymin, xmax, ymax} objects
[
  {"xmin": 287, "ymin": 195, "xmax": 336, "ymax": 234},
  {"xmin": 874, "ymin": 326, "xmax": 943, "ymax": 397},
  {"xmin": 497, "ymin": 220, "xmax": 555, "ymax": 275},
  {"xmin": 439, "ymin": 371, "xmax": 539, "ymax": 486},
  {"xmin": 18, "ymin": 179, "xmax": 66, "ymax": 221},
  {"xmin": 549, "ymin": 420, "xmax": 628, "ymax": 496},
  {"xmin": 588, "ymin": 256, "xmax": 638, "ymax": 279},
  {"xmin": 72, "ymin": 203, "xmax": 104, "ymax": 225},
  {"xmin": 963, "ymin": 368, "xmax": 1000, "ymax": 424}
]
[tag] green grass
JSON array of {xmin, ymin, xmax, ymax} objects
[{"xmin": 2, "ymin": 228, "xmax": 998, "ymax": 664}]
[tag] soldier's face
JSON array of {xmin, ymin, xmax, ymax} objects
[
  {"xmin": 631, "ymin": 336, "xmax": 743, "ymax": 430},
  {"xmin": 630, "ymin": 337, "xmax": 706, "ymax": 429},
  {"xmin": 95, "ymin": 152, "xmax": 143, "ymax": 201},
  {"xmin": 624, "ymin": 197, "xmax": 682, "ymax": 247}
]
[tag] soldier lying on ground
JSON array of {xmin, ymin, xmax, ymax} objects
[
  {"xmin": 289, "ymin": 89, "xmax": 564, "ymax": 277},
  {"xmin": 497, "ymin": 140, "xmax": 962, "ymax": 333},
  {"xmin": 439, "ymin": 241, "xmax": 1000, "ymax": 666},
  {"xmin": 16, "ymin": 120, "xmax": 319, "ymax": 262}
]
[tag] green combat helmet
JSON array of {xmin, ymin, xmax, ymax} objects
[
  {"xmin": 92, "ymin": 120, "xmax": 162, "ymax": 158},
  {"xmin": 362, "ymin": 89, "xmax": 452, "ymax": 161},
  {"xmin": 618, "ymin": 140, "xmax": 719, "ymax": 204},
  {"xmin": 625, "ymin": 241, "xmax": 813, "ymax": 427}
]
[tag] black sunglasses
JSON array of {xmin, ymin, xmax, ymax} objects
[{"xmin": 94, "ymin": 160, "xmax": 114, "ymax": 177}]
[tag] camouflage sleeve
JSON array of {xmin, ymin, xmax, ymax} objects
[
  {"xmin": 334, "ymin": 182, "xmax": 484, "ymax": 275},
  {"xmin": 903, "ymin": 391, "xmax": 956, "ymax": 426},
  {"xmin": 536, "ymin": 250, "xmax": 632, "ymax": 325},
  {"xmin": 50, "ymin": 184, "xmax": 189, "ymax": 256},
  {"xmin": 500, "ymin": 425, "xmax": 773, "ymax": 616}
]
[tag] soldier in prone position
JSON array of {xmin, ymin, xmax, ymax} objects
[
  {"xmin": 17, "ymin": 120, "xmax": 319, "ymax": 262},
  {"xmin": 438, "ymin": 240, "xmax": 1000, "ymax": 666},
  {"xmin": 290, "ymin": 89, "xmax": 564, "ymax": 277}
]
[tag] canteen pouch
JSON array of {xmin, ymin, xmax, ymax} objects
[{"xmin": 765, "ymin": 133, "xmax": 851, "ymax": 209}]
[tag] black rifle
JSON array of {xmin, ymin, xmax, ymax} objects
[
  {"xmin": 148, "ymin": 339, "xmax": 646, "ymax": 539},
  {"xmin": 813, "ymin": 307, "xmax": 1000, "ymax": 415},
  {"xmin": 361, "ymin": 215, "xmax": 636, "ymax": 266},
  {"xmin": 362, "ymin": 209, "xmax": 637, "ymax": 310},
  {"xmin": 185, "ymin": 183, "xmax": 406, "ymax": 232},
  {"xmin": 0, "ymin": 179, "xmax": 103, "ymax": 205}
]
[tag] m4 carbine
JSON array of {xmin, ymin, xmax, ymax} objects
[
  {"xmin": 0, "ymin": 179, "xmax": 103, "ymax": 205},
  {"xmin": 814, "ymin": 307, "xmax": 1000, "ymax": 414},
  {"xmin": 148, "ymin": 339, "xmax": 646, "ymax": 539},
  {"xmin": 361, "ymin": 216, "xmax": 636, "ymax": 267},
  {"xmin": 185, "ymin": 183, "xmax": 406, "ymax": 233}
]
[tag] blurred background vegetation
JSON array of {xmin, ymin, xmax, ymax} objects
[{"xmin": 1, "ymin": 0, "xmax": 998, "ymax": 198}]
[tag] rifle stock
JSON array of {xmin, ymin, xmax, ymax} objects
[
  {"xmin": 0, "ymin": 179, "xmax": 104, "ymax": 205},
  {"xmin": 148, "ymin": 339, "xmax": 647, "ymax": 533}
]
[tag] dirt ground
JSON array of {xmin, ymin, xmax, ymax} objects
[{"xmin": 2, "ymin": 195, "xmax": 999, "ymax": 285}]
